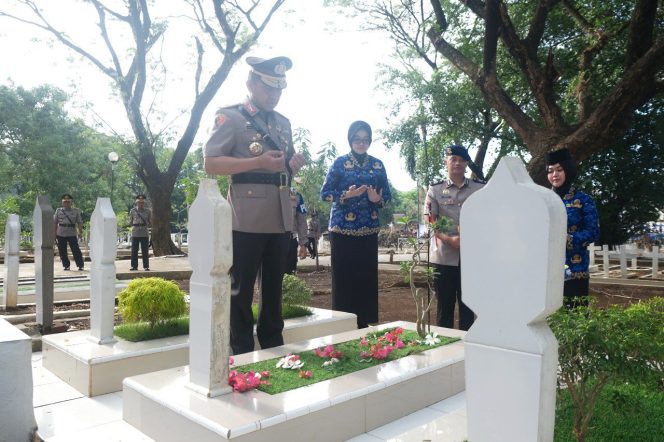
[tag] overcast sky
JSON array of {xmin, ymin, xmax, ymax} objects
[{"xmin": 0, "ymin": 0, "xmax": 418, "ymax": 191}]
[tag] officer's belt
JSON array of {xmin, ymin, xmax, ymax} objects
[
  {"xmin": 132, "ymin": 224, "xmax": 146, "ymax": 226},
  {"xmin": 58, "ymin": 223, "xmax": 75, "ymax": 227},
  {"xmin": 231, "ymin": 172, "xmax": 290, "ymax": 188}
]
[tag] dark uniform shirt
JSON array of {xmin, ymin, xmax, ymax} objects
[
  {"xmin": 54, "ymin": 207, "xmax": 83, "ymax": 237},
  {"xmin": 321, "ymin": 153, "xmax": 391, "ymax": 236},
  {"xmin": 204, "ymin": 99, "xmax": 294, "ymax": 233},
  {"xmin": 425, "ymin": 178, "xmax": 484, "ymax": 266}
]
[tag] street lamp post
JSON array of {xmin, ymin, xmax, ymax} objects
[{"xmin": 108, "ymin": 151, "xmax": 119, "ymax": 204}]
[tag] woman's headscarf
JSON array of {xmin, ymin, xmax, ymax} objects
[{"xmin": 545, "ymin": 148, "xmax": 577, "ymax": 197}]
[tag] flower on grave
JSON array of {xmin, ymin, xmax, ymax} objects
[
  {"xmin": 260, "ymin": 371, "xmax": 270, "ymax": 379},
  {"xmin": 322, "ymin": 357, "xmax": 340, "ymax": 367},
  {"xmin": 299, "ymin": 370, "xmax": 313, "ymax": 379},
  {"xmin": 276, "ymin": 353, "xmax": 304, "ymax": 370},
  {"xmin": 384, "ymin": 327, "xmax": 405, "ymax": 349},
  {"xmin": 314, "ymin": 345, "xmax": 343, "ymax": 359},
  {"xmin": 228, "ymin": 370, "xmax": 264, "ymax": 392},
  {"xmin": 359, "ymin": 337, "xmax": 369, "ymax": 347},
  {"xmin": 229, "ymin": 356, "xmax": 235, "ymax": 366},
  {"xmin": 424, "ymin": 332, "xmax": 441, "ymax": 346}
]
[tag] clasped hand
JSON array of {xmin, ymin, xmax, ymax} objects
[
  {"xmin": 259, "ymin": 151, "xmax": 307, "ymax": 173},
  {"xmin": 346, "ymin": 185, "xmax": 383, "ymax": 203}
]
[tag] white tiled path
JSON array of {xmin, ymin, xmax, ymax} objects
[{"xmin": 32, "ymin": 352, "xmax": 468, "ymax": 442}]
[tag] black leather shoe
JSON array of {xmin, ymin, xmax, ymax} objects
[
  {"xmin": 78, "ymin": 267, "xmax": 84, "ymax": 271},
  {"xmin": 144, "ymin": 268, "xmax": 150, "ymax": 271},
  {"xmin": 129, "ymin": 267, "xmax": 138, "ymax": 271},
  {"xmin": 63, "ymin": 267, "xmax": 70, "ymax": 271}
]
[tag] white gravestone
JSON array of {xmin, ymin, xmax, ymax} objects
[
  {"xmin": 461, "ymin": 157, "xmax": 566, "ymax": 442},
  {"xmin": 643, "ymin": 246, "xmax": 662, "ymax": 279},
  {"xmin": 600, "ymin": 245, "xmax": 611, "ymax": 277},
  {"xmin": 3, "ymin": 214, "xmax": 20, "ymax": 308},
  {"xmin": 34, "ymin": 196, "xmax": 55, "ymax": 330},
  {"xmin": 186, "ymin": 179, "xmax": 232, "ymax": 397},
  {"xmin": 0, "ymin": 318, "xmax": 37, "ymax": 440},
  {"xmin": 88, "ymin": 198, "xmax": 117, "ymax": 344},
  {"xmin": 587, "ymin": 243, "xmax": 601, "ymax": 273}
]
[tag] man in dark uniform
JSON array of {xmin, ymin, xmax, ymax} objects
[
  {"xmin": 53, "ymin": 194, "xmax": 85, "ymax": 271},
  {"xmin": 306, "ymin": 211, "xmax": 321, "ymax": 259},
  {"xmin": 204, "ymin": 56, "xmax": 306, "ymax": 354},
  {"xmin": 425, "ymin": 145, "xmax": 484, "ymax": 331},
  {"xmin": 128, "ymin": 194, "xmax": 152, "ymax": 271}
]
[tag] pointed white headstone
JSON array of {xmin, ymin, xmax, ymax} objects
[
  {"xmin": 0, "ymin": 319, "xmax": 37, "ymax": 440},
  {"xmin": 33, "ymin": 196, "xmax": 54, "ymax": 329},
  {"xmin": 3, "ymin": 214, "xmax": 20, "ymax": 308},
  {"xmin": 187, "ymin": 179, "xmax": 232, "ymax": 397},
  {"xmin": 461, "ymin": 157, "xmax": 566, "ymax": 442},
  {"xmin": 88, "ymin": 198, "xmax": 117, "ymax": 344},
  {"xmin": 643, "ymin": 245, "xmax": 661, "ymax": 279},
  {"xmin": 601, "ymin": 245, "xmax": 611, "ymax": 277}
]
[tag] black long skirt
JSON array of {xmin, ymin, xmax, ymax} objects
[{"xmin": 329, "ymin": 231, "xmax": 378, "ymax": 328}]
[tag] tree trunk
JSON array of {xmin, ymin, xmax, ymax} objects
[{"xmin": 148, "ymin": 178, "xmax": 182, "ymax": 256}]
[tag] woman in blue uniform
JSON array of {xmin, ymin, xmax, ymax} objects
[
  {"xmin": 321, "ymin": 121, "xmax": 391, "ymax": 328},
  {"xmin": 546, "ymin": 148, "xmax": 600, "ymax": 308}
]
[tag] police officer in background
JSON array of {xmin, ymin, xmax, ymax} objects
[
  {"xmin": 286, "ymin": 189, "xmax": 308, "ymax": 274},
  {"xmin": 425, "ymin": 145, "xmax": 484, "ymax": 331},
  {"xmin": 306, "ymin": 211, "xmax": 321, "ymax": 259},
  {"xmin": 204, "ymin": 56, "xmax": 306, "ymax": 355},
  {"xmin": 128, "ymin": 194, "xmax": 152, "ymax": 271},
  {"xmin": 53, "ymin": 194, "xmax": 85, "ymax": 271}
]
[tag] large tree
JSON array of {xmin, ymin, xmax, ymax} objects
[
  {"xmin": 0, "ymin": 0, "xmax": 286, "ymax": 255},
  {"xmin": 426, "ymin": 0, "xmax": 664, "ymax": 181}
]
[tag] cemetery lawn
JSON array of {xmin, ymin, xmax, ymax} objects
[
  {"xmin": 114, "ymin": 304, "xmax": 312, "ymax": 342},
  {"xmin": 554, "ymin": 382, "xmax": 664, "ymax": 442},
  {"xmin": 232, "ymin": 329, "xmax": 460, "ymax": 395}
]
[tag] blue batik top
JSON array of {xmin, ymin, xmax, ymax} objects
[
  {"xmin": 561, "ymin": 187, "xmax": 600, "ymax": 278},
  {"xmin": 321, "ymin": 152, "xmax": 391, "ymax": 236}
]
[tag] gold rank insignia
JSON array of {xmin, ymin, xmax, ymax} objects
[
  {"xmin": 442, "ymin": 188, "xmax": 450, "ymax": 195},
  {"xmin": 249, "ymin": 134, "xmax": 263, "ymax": 155},
  {"xmin": 344, "ymin": 160, "xmax": 354, "ymax": 169},
  {"xmin": 345, "ymin": 212, "xmax": 356, "ymax": 221}
]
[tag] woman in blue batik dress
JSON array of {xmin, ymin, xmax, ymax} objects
[
  {"xmin": 321, "ymin": 120, "xmax": 391, "ymax": 328},
  {"xmin": 546, "ymin": 148, "xmax": 600, "ymax": 308}
]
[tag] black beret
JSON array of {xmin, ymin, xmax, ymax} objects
[
  {"xmin": 135, "ymin": 194, "xmax": 146, "ymax": 200},
  {"xmin": 347, "ymin": 120, "xmax": 372, "ymax": 147},
  {"xmin": 545, "ymin": 148, "xmax": 572, "ymax": 166},
  {"xmin": 246, "ymin": 56, "xmax": 292, "ymax": 89},
  {"xmin": 61, "ymin": 194, "xmax": 73, "ymax": 200},
  {"xmin": 445, "ymin": 145, "xmax": 471, "ymax": 162}
]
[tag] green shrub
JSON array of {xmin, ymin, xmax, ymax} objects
[
  {"xmin": 118, "ymin": 277, "xmax": 188, "ymax": 328},
  {"xmin": 548, "ymin": 297, "xmax": 664, "ymax": 442},
  {"xmin": 282, "ymin": 274, "xmax": 312, "ymax": 306}
]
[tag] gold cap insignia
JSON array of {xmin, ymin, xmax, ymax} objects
[{"xmin": 249, "ymin": 142, "xmax": 263, "ymax": 155}]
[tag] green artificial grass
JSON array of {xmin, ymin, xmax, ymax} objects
[
  {"xmin": 554, "ymin": 382, "xmax": 664, "ymax": 442},
  {"xmin": 114, "ymin": 304, "xmax": 313, "ymax": 342},
  {"xmin": 232, "ymin": 329, "xmax": 460, "ymax": 395},
  {"xmin": 114, "ymin": 316, "xmax": 189, "ymax": 342}
]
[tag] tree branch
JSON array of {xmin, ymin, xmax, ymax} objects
[
  {"xmin": 525, "ymin": 0, "xmax": 561, "ymax": 53},
  {"xmin": 625, "ymin": 0, "xmax": 658, "ymax": 68}
]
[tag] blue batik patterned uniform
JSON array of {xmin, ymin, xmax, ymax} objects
[
  {"xmin": 321, "ymin": 153, "xmax": 391, "ymax": 235},
  {"xmin": 563, "ymin": 187, "xmax": 600, "ymax": 278}
]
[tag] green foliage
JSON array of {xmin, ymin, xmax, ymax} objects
[
  {"xmin": 281, "ymin": 274, "xmax": 312, "ymax": 307},
  {"xmin": 554, "ymin": 382, "xmax": 664, "ymax": 442},
  {"xmin": 114, "ymin": 317, "xmax": 189, "ymax": 342},
  {"xmin": 430, "ymin": 215, "xmax": 455, "ymax": 234},
  {"xmin": 548, "ymin": 297, "xmax": 664, "ymax": 441},
  {"xmin": 118, "ymin": 277, "xmax": 188, "ymax": 328}
]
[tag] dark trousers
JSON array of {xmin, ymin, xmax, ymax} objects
[
  {"xmin": 285, "ymin": 237, "xmax": 298, "ymax": 274},
  {"xmin": 433, "ymin": 264, "xmax": 475, "ymax": 331},
  {"xmin": 131, "ymin": 237, "xmax": 150, "ymax": 269},
  {"xmin": 230, "ymin": 231, "xmax": 289, "ymax": 355},
  {"xmin": 306, "ymin": 237, "xmax": 317, "ymax": 258},
  {"xmin": 56, "ymin": 235, "xmax": 84, "ymax": 269},
  {"xmin": 563, "ymin": 277, "xmax": 590, "ymax": 309},
  {"xmin": 330, "ymin": 232, "xmax": 378, "ymax": 328}
]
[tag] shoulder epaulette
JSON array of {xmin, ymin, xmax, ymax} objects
[
  {"xmin": 473, "ymin": 178, "xmax": 487, "ymax": 184},
  {"xmin": 430, "ymin": 180, "xmax": 445, "ymax": 186}
]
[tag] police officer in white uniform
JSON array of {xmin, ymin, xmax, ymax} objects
[{"xmin": 204, "ymin": 56, "xmax": 306, "ymax": 354}]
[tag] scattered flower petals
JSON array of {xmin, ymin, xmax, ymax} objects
[
  {"xmin": 424, "ymin": 332, "xmax": 441, "ymax": 346},
  {"xmin": 299, "ymin": 370, "xmax": 313, "ymax": 379},
  {"xmin": 276, "ymin": 353, "xmax": 304, "ymax": 370}
]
